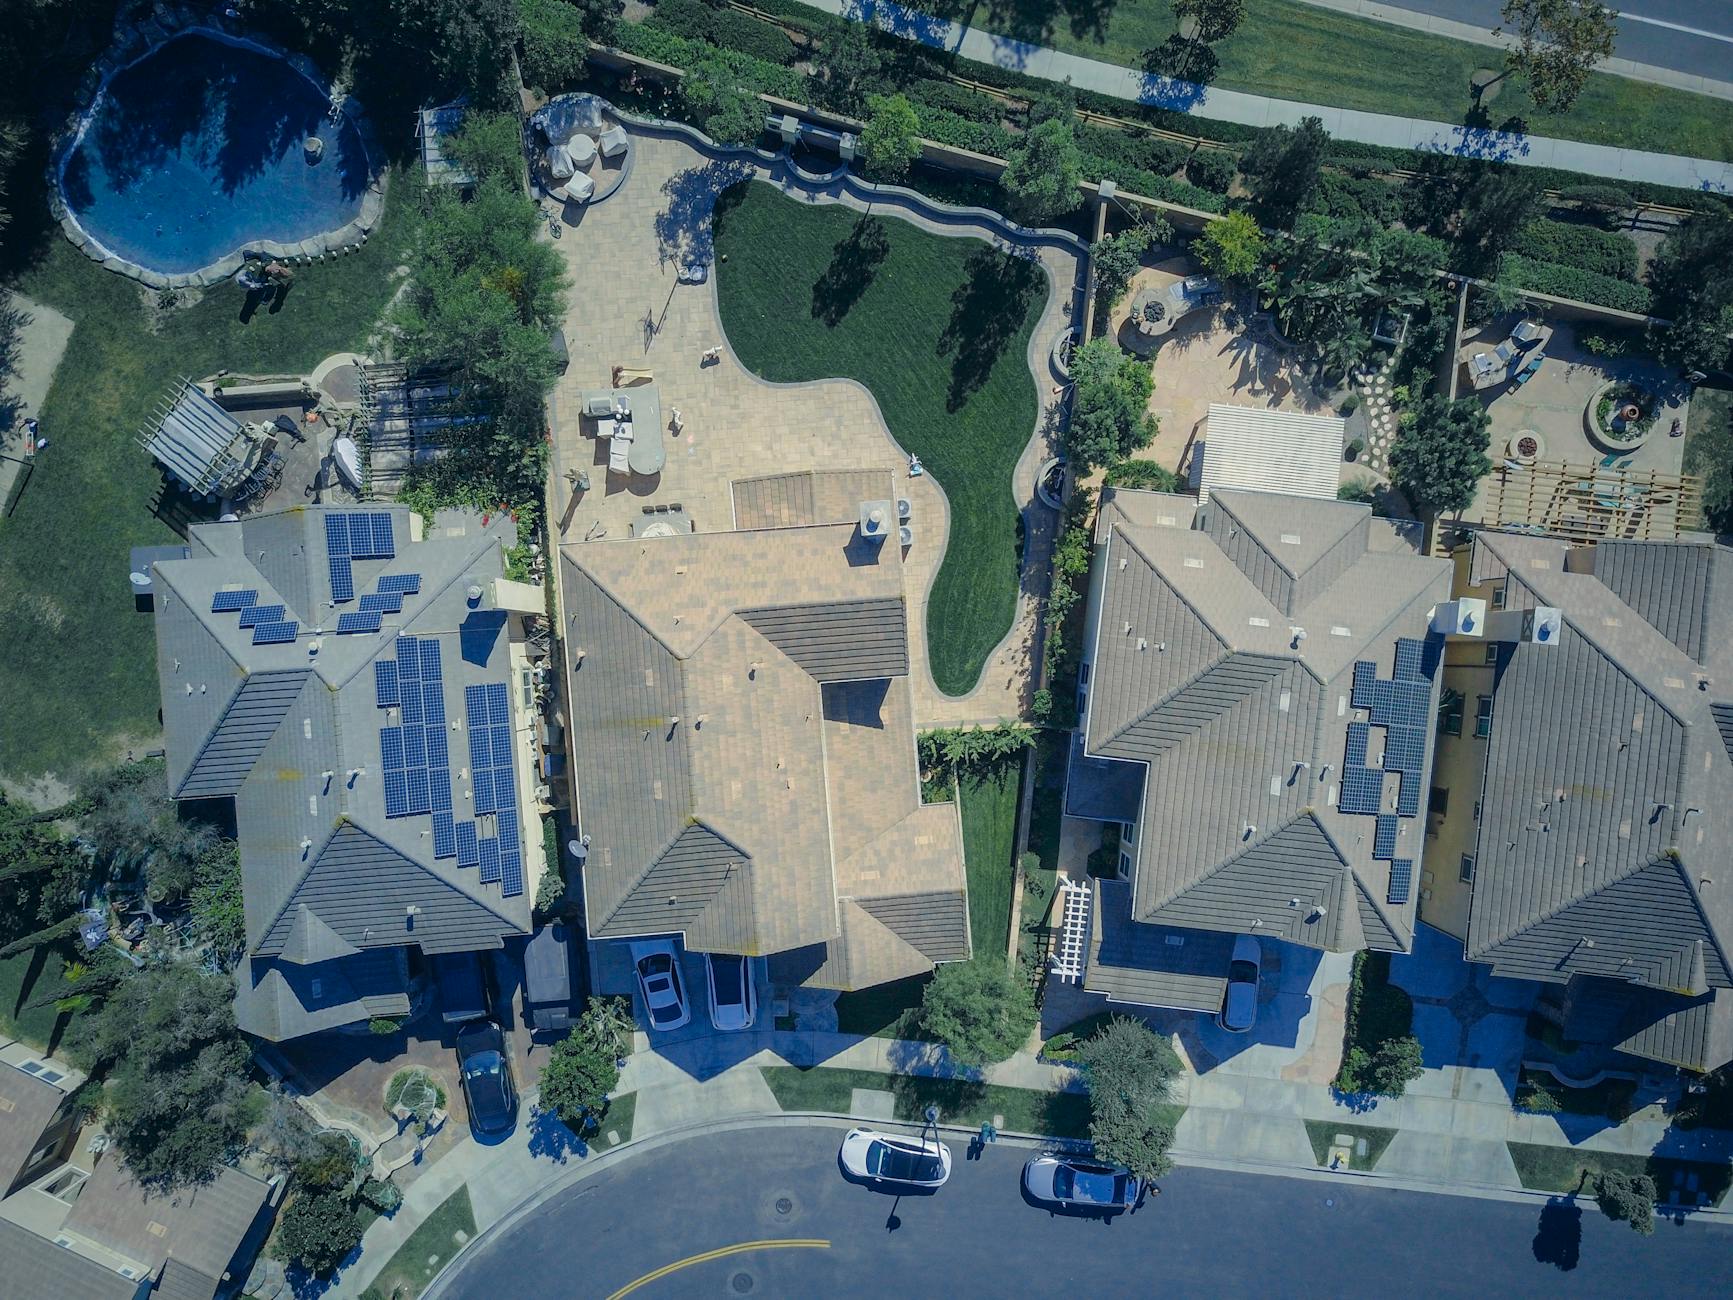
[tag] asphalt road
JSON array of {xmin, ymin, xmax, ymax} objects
[
  {"xmin": 438, "ymin": 1124, "xmax": 1730, "ymax": 1299},
  {"xmin": 1353, "ymin": 0, "xmax": 1733, "ymax": 82}
]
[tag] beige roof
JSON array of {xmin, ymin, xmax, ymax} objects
[
  {"xmin": 0, "ymin": 1061, "xmax": 67, "ymax": 1195},
  {"xmin": 733, "ymin": 469, "xmax": 900, "ymax": 530},
  {"xmin": 1197, "ymin": 404, "xmax": 1345, "ymax": 503},
  {"xmin": 564, "ymin": 518, "xmax": 967, "ymax": 980}
]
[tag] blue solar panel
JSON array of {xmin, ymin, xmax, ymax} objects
[
  {"xmin": 1383, "ymin": 725, "xmax": 1426, "ymax": 775},
  {"xmin": 348, "ymin": 512, "xmax": 373, "ymax": 557},
  {"xmin": 325, "ymin": 513, "xmax": 350, "ymax": 558},
  {"xmin": 419, "ymin": 639, "xmax": 441, "ymax": 679},
  {"xmin": 381, "ymin": 727, "xmax": 405, "ymax": 771},
  {"xmin": 1395, "ymin": 776, "xmax": 1422, "ymax": 818},
  {"xmin": 486, "ymin": 682, "xmax": 510, "ymax": 725},
  {"xmin": 1394, "ymin": 638, "xmax": 1426, "ymax": 682},
  {"xmin": 1339, "ymin": 766, "xmax": 1384, "ymax": 815},
  {"xmin": 1373, "ymin": 814, "xmax": 1398, "ymax": 860},
  {"xmin": 396, "ymin": 637, "xmax": 420, "ymax": 674},
  {"xmin": 360, "ymin": 591, "xmax": 404, "ymax": 614},
  {"xmin": 383, "ymin": 770, "xmax": 409, "ymax": 818},
  {"xmin": 406, "ymin": 768, "xmax": 431, "ymax": 815},
  {"xmin": 402, "ymin": 726, "xmax": 426, "ymax": 769},
  {"xmin": 423, "ymin": 682, "xmax": 446, "ymax": 726},
  {"xmin": 490, "ymin": 728, "xmax": 512, "ymax": 768},
  {"xmin": 374, "ymin": 659, "xmax": 400, "ymax": 707},
  {"xmin": 337, "ymin": 611, "xmax": 383, "ymax": 634},
  {"xmin": 465, "ymin": 685, "xmax": 489, "ymax": 727},
  {"xmin": 1388, "ymin": 858, "xmax": 1414, "ymax": 905},
  {"xmin": 1351, "ymin": 660, "xmax": 1376, "ymax": 709},
  {"xmin": 378, "ymin": 573, "xmax": 421, "ymax": 595},
  {"xmin": 478, "ymin": 838, "xmax": 502, "ymax": 883},
  {"xmin": 432, "ymin": 811, "xmax": 456, "ymax": 859},
  {"xmin": 237, "ymin": 603, "xmax": 286, "ymax": 628},
  {"xmin": 492, "ymin": 765, "xmax": 516, "ymax": 815},
  {"xmin": 211, "ymin": 589, "xmax": 258, "ymax": 612},
  {"xmin": 400, "ymin": 686, "xmax": 423, "ymax": 726},
  {"xmin": 430, "ymin": 768, "xmax": 453, "ymax": 813},
  {"xmin": 467, "ymin": 728, "xmax": 490, "ymax": 770},
  {"xmin": 500, "ymin": 852, "xmax": 524, "ymax": 898},
  {"xmin": 329, "ymin": 556, "xmax": 355, "ymax": 603},
  {"xmin": 371, "ymin": 513, "xmax": 395, "ymax": 558},
  {"xmin": 426, "ymin": 727, "xmax": 449, "ymax": 767},
  {"xmin": 497, "ymin": 815, "xmax": 518, "ymax": 850},
  {"xmin": 1345, "ymin": 722, "xmax": 1370, "ymax": 768},
  {"xmin": 472, "ymin": 770, "xmax": 495, "ymax": 814},
  {"xmin": 455, "ymin": 821, "xmax": 479, "ymax": 867},
  {"xmin": 252, "ymin": 621, "xmax": 298, "ymax": 645}
]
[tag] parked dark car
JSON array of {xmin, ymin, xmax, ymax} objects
[
  {"xmin": 455, "ymin": 1021, "xmax": 518, "ymax": 1136},
  {"xmin": 433, "ymin": 951, "xmax": 489, "ymax": 1025},
  {"xmin": 523, "ymin": 923, "xmax": 578, "ymax": 1033}
]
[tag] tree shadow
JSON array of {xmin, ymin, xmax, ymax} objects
[
  {"xmin": 1141, "ymin": 35, "xmax": 1219, "ymax": 88},
  {"xmin": 890, "ymin": 1072, "xmax": 988, "ymax": 1120},
  {"xmin": 938, "ymin": 246, "xmax": 1043, "ymax": 411},
  {"xmin": 658, "ymin": 162, "xmax": 756, "ymax": 270},
  {"xmin": 526, "ymin": 1105, "xmax": 591, "ymax": 1164},
  {"xmin": 811, "ymin": 217, "xmax": 891, "ymax": 328},
  {"xmin": 1531, "ymin": 1194, "xmax": 1581, "ymax": 1271}
]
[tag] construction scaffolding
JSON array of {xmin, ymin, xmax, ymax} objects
[{"xmin": 1483, "ymin": 458, "xmax": 1703, "ymax": 543}]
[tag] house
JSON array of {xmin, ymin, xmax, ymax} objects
[
  {"xmin": 150, "ymin": 505, "xmax": 548, "ymax": 1041},
  {"xmin": 1066, "ymin": 487, "xmax": 1452, "ymax": 1014},
  {"xmin": 0, "ymin": 1041, "xmax": 274, "ymax": 1300},
  {"xmin": 558, "ymin": 471, "xmax": 970, "ymax": 991},
  {"xmin": 1424, "ymin": 532, "xmax": 1733, "ymax": 1075}
]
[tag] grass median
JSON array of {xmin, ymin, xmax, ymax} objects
[{"xmin": 761, "ymin": 1064, "xmax": 1096, "ymax": 1138}]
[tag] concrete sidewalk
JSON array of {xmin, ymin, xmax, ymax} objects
[{"xmin": 813, "ymin": 0, "xmax": 1732, "ymax": 193}]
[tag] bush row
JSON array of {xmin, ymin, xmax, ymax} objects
[
  {"xmin": 645, "ymin": 0, "xmax": 799, "ymax": 65},
  {"xmin": 1497, "ymin": 253, "xmax": 1655, "ymax": 314},
  {"xmin": 1509, "ymin": 217, "xmax": 1638, "ymax": 281},
  {"xmin": 609, "ymin": 21, "xmax": 805, "ymax": 100},
  {"xmin": 1307, "ymin": 169, "xmax": 1403, "ymax": 227}
]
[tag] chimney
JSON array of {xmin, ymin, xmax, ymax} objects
[
  {"xmin": 1431, "ymin": 597, "xmax": 1487, "ymax": 637},
  {"xmin": 859, "ymin": 499, "xmax": 893, "ymax": 544},
  {"xmin": 1486, "ymin": 605, "xmax": 1561, "ymax": 646}
]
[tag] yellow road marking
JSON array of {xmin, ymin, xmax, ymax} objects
[{"xmin": 606, "ymin": 1238, "xmax": 831, "ymax": 1299}]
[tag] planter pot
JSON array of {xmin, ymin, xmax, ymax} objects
[{"xmin": 1584, "ymin": 380, "xmax": 1653, "ymax": 455}]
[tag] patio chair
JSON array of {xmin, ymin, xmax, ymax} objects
[
  {"xmin": 581, "ymin": 391, "xmax": 617, "ymax": 419},
  {"xmin": 599, "ymin": 125, "xmax": 629, "ymax": 159},
  {"xmin": 545, "ymin": 143, "xmax": 576, "ymax": 181},
  {"xmin": 564, "ymin": 173, "xmax": 595, "ymax": 205}
]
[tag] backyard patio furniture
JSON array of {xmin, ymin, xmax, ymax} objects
[
  {"xmin": 599, "ymin": 125, "xmax": 629, "ymax": 158},
  {"xmin": 546, "ymin": 142, "xmax": 577, "ymax": 180},
  {"xmin": 569, "ymin": 134, "xmax": 597, "ymax": 168},
  {"xmin": 1513, "ymin": 352, "xmax": 1546, "ymax": 387},
  {"xmin": 564, "ymin": 173, "xmax": 595, "ymax": 204},
  {"xmin": 581, "ymin": 391, "xmax": 616, "ymax": 419},
  {"xmin": 608, "ymin": 421, "xmax": 633, "ymax": 474},
  {"xmin": 1512, "ymin": 319, "xmax": 1545, "ymax": 347}
]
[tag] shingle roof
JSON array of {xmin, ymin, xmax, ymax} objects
[
  {"xmin": 0, "ymin": 1219, "xmax": 138, "ymax": 1300},
  {"xmin": 0, "ymin": 1061, "xmax": 67, "ymax": 1194},
  {"xmin": 1561, "ymin": 974, "xmax": 1733, "ymax": 1072},
  {"xmin": 1082, "ymin": 489, "xmax": 1452, "ymax": 954}
]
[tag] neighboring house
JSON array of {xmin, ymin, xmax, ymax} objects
[
  {"xmin": 0, "ymin": 1043, "xmax": 275, "ymax": 1300},
  {"xmin": 1066, "ymin": 487, "xmax": 1452, "ymax": 1015},
  {"xmin": 558, "ymin": 471, "xmax": 970, "ymax": 990},
  {"xmin": 150, "ymin": 505, "xmax": 548, "ymax": 1041},
  {"xmin": 1425, "ymin": 532, "xmax": 1733, "ymax": 1074}
]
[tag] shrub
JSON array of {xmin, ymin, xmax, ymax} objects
[
  {"xmin": 1578, "ymin": 328, "xmax": 1641, "ymax": 357},
  {"xmin": 273, "ymin": 1190, "xmax": 364, "ymax": 1278},
  {"xmin": 1307, "ymin": 170, "xmax": 1402, "ymax": 226},
  {"xmin": 647, "ymin": 0, "xmax": 797, "ymax": 64},
  {"xmin": 518, "ymin": 0, "xmax": 590, "ymax": 95},
  {"xmin": 1031, "ymin": 688, "xmax": 1053, "ymax": 722},
  {"xmin": 1078, "ymin": 125, "xmax": 1188, "ymax": 179},
  {"xmin": 1103, "ymin": 458, "xmax": 1180, "ymax": 491},
  {"xmin": 356, "ymin": 1176, "xmax": 403, "ymax": 1215},
  {"xmin": 610, "ymin": 24, "xmax": 805, "ymax": 100},
  {"xmin": 1185, "ymin": 147, "xmax": 1237, "ymax": 194},
  {"xmin": 920, "ymin": 958, "xmax": 1039, "ymax": 1067},
  {"xmin": 1193, "ymin": 210, "xmax": 1265, "ymax": 282},
  {"xmin": 1556, "ymin": 183, "xmax": 1635, "ymax": 228},
  {"xmin": 1595, "ymin": 1170, "xmax": 1657, "ymax": 1235},
  {"xmin": 1496, "ymin": 254, "xmax": 1653, "ymax": 314},
  {"xmin": 908, "ymin": 80, "xmax": 1001, "ymax": 125},
  {"xmin": 1091, "ymin": 223, "xmax": 1165, "ymax": 314},
  {"xmin": 1509, "ymin": 218, "xmax": 1638, "ymax": 281},
  {"xmin": 368, "ymin": 1016, "xmax": 403, "ymax": 1035},
  {"xmin": 1338, "ymin": 393, "xmax": 1360, "ymax": 415}
]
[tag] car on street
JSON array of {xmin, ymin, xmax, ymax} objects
[
  {"xmin": 839, "ymin": 1128, "xmax": 952, "ymax": 1189},
  {"xmin": 705, "ymin": 953, "xmax": 756, "ymax": 1031},
  {"xmin": 1021, "ymin": 1156, "xmax": 1139, "ymax": 1212},
  {"xmin": 630, "ymin": 940, "xmax": 691, "ymax": 1031},
  {"xmin": 455, "ymin": 1021, "xmax": 518, "ymax": 1136},
  {"xmin": 1218, "ymin": 934, "xmax": 1262, "ymax": 1032}
]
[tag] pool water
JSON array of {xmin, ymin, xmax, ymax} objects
[{"xmin": 60, "ymin": 32, "xmax": 370, "ymax": 276}]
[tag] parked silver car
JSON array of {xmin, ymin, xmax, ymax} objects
[{"xmin": 1022, "ymin": 1156, "xmax": 1139, "ymax": 1211}]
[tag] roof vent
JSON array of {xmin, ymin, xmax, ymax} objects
[
  {"xmin": 467, "ymin": 584, "xmax": 484, "ymax": 605},
  {"xmin": 1289, "ymin": 626, "xmax": 1307, "ymax": 649},
  {"xmin": 859, "ymin": 499, "xmax": 893, "ymax": 543}
]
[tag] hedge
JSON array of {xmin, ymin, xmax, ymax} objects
[
  {"xmin": 1497, "ymin": 253, "xmax": 1655, "ymax": 314},
  {"xmin": 1308, "ymin": 170, "xmax": 1403, "ymax": 226},
  {"xmin": 907, "ymin": 79, "xmax": 1003, "ymax": 125},
  {"xmin": 609, "ymin": 23, "xmax": 805, "ymax": 100},
  {"xmin": 645, "ymin": 0, "xmax": 798, "ymax": 65},
  {"xmin": 1078, "ymin": 124, "xmax": 1190, "ymax": 180},
  {"xmin": 1509, "ymin": 217, "xmax": 1638, "ymax": 281},
  {"xmin": 1185, "ymin": 147, "xmax": 1238, "ymax": 195}
]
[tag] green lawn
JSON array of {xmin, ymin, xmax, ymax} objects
[
  {"xmin": 0, "ymin": 944, "xmax": 87, "ymax": 1053},
  {"xmin": 0, "ymin": 170, "xmax": 420, "ymax": 783},
  {"xmin": 1515, "ymin": 1067, "xmax": 1637, "ymax": 1120},
  {"xmin": 599, "ymin": 1090, "xmax": 637, "ymax": 1146},
  {"xmin": 834, "ymin": 973, "xmax": 933, "ymax": 1039},
  {"xmin": 1506, "ymin": 1141, "xmax": 1732, "ymax": 1206},
  {"xmin": 367, "ymin": 1184, "xmax": 477, "ymax": 1300},
  {"xmin": 922, "ymin": 0, "xmax": 1733, "ymax": 162},
  {"xmin": 1303, "ymin": 1118, "xmax": 1397, "ymax": 1170},
  {"xmin": 760, "ymin": 1064, "xmax": 1100, "ymax": 1138},
  {"xmin": 960, "ymin": 757, "xmax": 1022, "ymax": 959},
  {"xmin": 712, "ymin": 181, "xmax": 1047, "ymax": 696}
]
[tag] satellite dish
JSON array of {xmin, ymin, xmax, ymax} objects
[{"xmin": 129, "ymin": 571, "xmax": 150, "ymax": 587}]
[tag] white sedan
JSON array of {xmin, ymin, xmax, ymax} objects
[
  {"xmin": 1022, "ymin": 1156, "xmax": 1140, "ymax": 1211},
  {"xmin": 839, "ymin": 1128, "xmax": 952, "ymax": 1189},
  {"xmin": 629, "ymin": 940, "xmax": 691, "ymax": 1032}
]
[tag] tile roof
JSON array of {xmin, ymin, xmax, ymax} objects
[
  {"xmin": 0, "ymin": 1062, "xmax": 67, "ymax": 1195},
  {"xmin": 1086, "ymin": 878, "xmax": 1235, "ymax": 1012}
]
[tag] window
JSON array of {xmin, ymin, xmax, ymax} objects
[
  {"xmin": 1118, "ymin": 852, "xmax": 1131, "ymax": 879},
  {"xmin": 1490, "ymin": 582, "xmax": 1507, "ymax": 609},
  {"xmin": 1484, "ymin": 642, "xmax": 1499, "ymax": 665},
  {"xmin": 1460, "ymin": 854, "xmax": 1476, "ymax": 883},
  {"xmin": 1475, "ymin": 695, "xmax": 1494, "ymax": 739},
  {"xmin": 1473, "ymin": 799, "xmax": 1482, "ymax": 822},
  {"xmin": 1079, "ymin": 662, "xmax": 1091, "ymax": 687},
  {"xmin": 1428, "ymin": 786, "xmax": 1449, "ymax": 817},
  {"xmin": 1121, "ymin": 821, "xmax": 1135, "ymax": 845}
]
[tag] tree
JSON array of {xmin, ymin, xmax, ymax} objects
[
  {"xmin": 1648, "ymin": 210, "xmax": 1733, "ymax": 376},
  {"xmin": 680, "ymin": 53, "xmax": 765, "ymax": 147},
  {"xmin": 1388, "ymin": 395, "xmax": 1492, "ymax": 518},
  {"xmin": 1076, "ymin": 1017, "xmax": 1181, "ymax": 1180},
  {"xmin": 999, "ymin": 118, "xmax": 1082, "ymax": 226},
  {"xmin": 273, "ymin": 1190, "xmax": 365, "ymax": 1277},
  {"xmin": 1066, "ymin": 337, "xmax": 1158, "ymax": 472},
  {"xmin": 808, "ymin": 16, "xmax": 882, "ymax": 116},
  {"xmin": 517, "ymin": 0, "xmax": 589, "ymax": 96},
  {"xmin": 1368, "ymin": 1035, "xmax": 1425, "ymax": 1096},
  {"xmin": 189, "ymin": 839, "xmax": 245, "ymax": 963},
  {"xmin": 79, "ymin": 761, "xmax": 219, "ymax": 903},
  {"xmin": 0, "ymin": 913, "xmax": 82, "ymax": 959},
  {"xmin": 566, "ymin": 0, "xmax": 625, "ymax": 39},
  {"xmin": 538, "ymin": 997, "xmax": 633, "ymax": 1129},
  {"xmin": 387, "ymin": 0, "xmax": 521, "ymax": 107},
  {"xmin": 1594, "ymin": 1169, "xmax": 1657, "ymax": 1235},
  {"xmin": 860, "ymin": 94, "xmax": 922, "ymax": 183},
  {"xmin": 295, "ymin": 1131, "xmax": 366, "ymax": 1195},
  {"xmin": 1456, "ymin": 167, "xmax": 1541, "ymax": 269},
  {"xmin": 1193, "ymin": 210, "xmax": 1266, "ymax": 282},
  {"xmin": 1091, "ymin": 222, "xmax": 1169, "ymax": 314},
  {"xmin": 1240, "ymin": 116, "xmax": 1328, "ymax": 228},
  {"xmin": 1172, "ymin": 0, "xmax": 1246, "ymax": 42},
  {"xmin": 1497, "ymin": 0, "xmax": 1616, "ymax": 115},
  {"xmin": 919, "ymin": 959, "xmax": 1038, "ymax": 1068}
]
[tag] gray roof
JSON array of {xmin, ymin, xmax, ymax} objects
[
  {"xmin": 1081, "ymin": 489, "xmax": 1451, "ymax": 953},
  {"xmin": 0, "ymin": 1061, "xmax": 68, "ymax": 1195},
  {"xmin": 1560, "ymin": 975, "xmax": 1733, "ymax": 1073},
  {"xmin": 152, "ymin": 506, "xmax": 533, "ymax": 1040},
  {"xmin": 1464, "ymin": 533, "xmax": 1733, "ymax": 1018},
  {"xmin": 1086, "ymin": 878, "xmax": 1234, "ymax": 1012},
  {"xmin": 0, "ymin": 1218, "xmax": 138, "ymax": 1300}
]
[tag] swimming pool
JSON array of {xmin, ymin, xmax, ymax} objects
[{"xmin": 57, "ymin": 30, "xmax": 375, "ymax": 281}]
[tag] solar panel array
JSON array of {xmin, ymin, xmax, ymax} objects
[
  {"xmin": 374, "ymin": 638, "xmax": 522, "ymax": 898},
  {"xmin": 1387, "ymin": 858, "xmax": 1414, "ymax": 905},
  {"xmin": 237, "ymin": 603, "xmax": 286, "ymax": 628},
  {"xmin": 211, "ymin": 589, "xmax": 257, "ymax": 612},
  {"xmin": 336, "ymin": 611, "xmax": 383, "ymax": 634},
  {"xmin": 209, "ymin": 587, "xmax": 298, "ymax": 644},
  {"xmin": 326, "ymin": 511, "xmax": 396, "ymax": 604},
  {"xmin": 1343, "ymin": 638, "xmax": 1438, "ymax": 877},
  {"xmin": 1373, "ymin": 813, "xmax": 1399, "ymax": 860},
  {"xmin": 252, "ymin": 621, "xmax": 299, "ymax": 645},
  {"xmin": 1339, "ymin": 765, "xmax": 1385, "ymax": 815}
]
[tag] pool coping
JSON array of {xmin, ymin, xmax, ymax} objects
[{"xmin": 47, "ymin": 11, "xmax": 387, "ymax": 291}]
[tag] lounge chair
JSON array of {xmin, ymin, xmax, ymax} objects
[
  {"xmin": 599, "ymin": 125, "xmax": 629, "ymax": 159},
  {"xmin": 581, "ymin": 391, "xmax": 617, "ymax": 419}
]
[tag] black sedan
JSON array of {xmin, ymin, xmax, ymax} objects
[{"xmin": 456, "ymin": 1021, "xmax": 519, "ymax": 1137}]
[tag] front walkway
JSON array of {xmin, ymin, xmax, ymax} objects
[{"xmin": 816, "ymin": 0, "xmax": 1733, "ymax": 192}]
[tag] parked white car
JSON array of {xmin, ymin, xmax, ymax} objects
[
  {"xmin": 1022, "ymin": 1156, "xmax": 1139, "ymax": 1211},
  {"xmin": 629, "ymin": 940, "xmax": 691, "ymax": 1032},
  {"xmin": 705, "ymin": 953, "xmax": 757, "ymax": 1031},
  {"xmin": 1218, "ymin": 934, "xmax": 1262, "ymax": 1032},
  {"xmin": 839, "ymin": 1128, "xmax": 952, "ymax": 1189}
]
